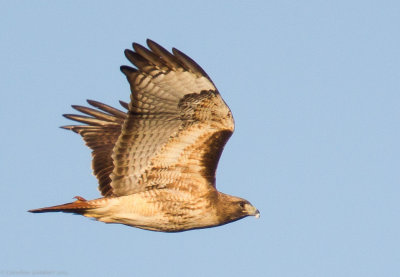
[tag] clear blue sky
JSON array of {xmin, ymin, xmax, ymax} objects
[{"xmin": 1, "ymin": 1, "xmax": 399, "ymax": 276}]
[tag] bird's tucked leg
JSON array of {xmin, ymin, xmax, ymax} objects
[{"xmin": 74, "ymin": 196, "xmax": 87, "ymax": 202}]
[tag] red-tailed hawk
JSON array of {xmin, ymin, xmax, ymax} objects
[{"xmin": 29, "ymin": 40, "xmax": 260, "ymax": 232}]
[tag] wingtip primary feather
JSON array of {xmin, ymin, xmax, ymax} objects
[
  {"xmin": 146, "ymin": 39, "xmax": 181, "ymax": 69},
  {"xmin": 172, "ymin": 47, "xmax": 211, "ymax": 79},
  {"xmin": 120, "ymin": 65, "xmax": 136, "ymax": 76},
  {"xmin": 60, "ymin": 125, "xmax": 76, "ymax": 131},
  {"xmin": 146, "ymin": 38, "xmax": 156, "ymax": 47},
  {"xmin": 85, "ymin": 100, "xmax": 128, "ymax": 116},
  {"xmin": 124, "ymin": 49, "xmax": 149, "ymax": 68},
  {"xmin": 119, "ymin": 100, "xmax": 129, "ymax": 110},
  {"xmin": 133, "ymin": 42, "xmax": 164, "ymax": 67}
]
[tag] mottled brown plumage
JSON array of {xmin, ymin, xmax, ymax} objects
[{"xmin": 29, "ymin": 40, "xmax": 259, "ymax": 232}]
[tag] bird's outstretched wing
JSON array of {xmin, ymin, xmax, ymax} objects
[
  {"xmin": 62, "ymin": 100, "xmax": 128, "ymax": 196},
  {"xmin": 64, "ymin": 40, "xmax": 234, "ymax": 197}
]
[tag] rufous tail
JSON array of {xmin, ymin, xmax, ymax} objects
[{"xmin": 28, "ymin": 196, "xmax": 96, "ymax": 214}]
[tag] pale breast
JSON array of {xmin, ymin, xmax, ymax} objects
[{"xmin": 98, "ymin": 189, "xmax": 219, "ymax": 232}]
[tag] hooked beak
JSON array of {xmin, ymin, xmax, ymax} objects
[{"xmin": 246, "ymin": 204, "xmax": 260, "ymax": 218}]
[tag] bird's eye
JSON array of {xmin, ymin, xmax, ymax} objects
[{"xmin": 239, "ymin": 202, "xmax": 246, "ymax": 208}]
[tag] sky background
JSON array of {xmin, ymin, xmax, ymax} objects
[{"xmin": 1, "ymin": 1, "xmax": 399, "ymax": 276}]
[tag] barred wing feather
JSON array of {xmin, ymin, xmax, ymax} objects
[{"xmin": 64, "ymin": 40, "xmax": 234, "ymax": 197}]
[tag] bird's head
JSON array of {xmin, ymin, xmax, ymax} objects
[{"xmin": 216, "ymin": 193, "xmax": 260, "ymax": 224}]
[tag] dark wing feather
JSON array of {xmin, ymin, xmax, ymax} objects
[{"xmin": 61, "ymin": 100, "xmax": 128, "ymax": 196}]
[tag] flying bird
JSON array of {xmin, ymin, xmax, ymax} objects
[{"xmin": 29, "ymin": 39, "xmax": 260, "ymax": 232}]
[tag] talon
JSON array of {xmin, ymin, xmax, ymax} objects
[{"xmin": 74, "ymin": 196, "xmax": 86, "ymax": 201}]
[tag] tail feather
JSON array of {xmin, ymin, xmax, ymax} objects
[{"xmin": 28, "ymin": 197, "xmax": 97, "ymax": 214}]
